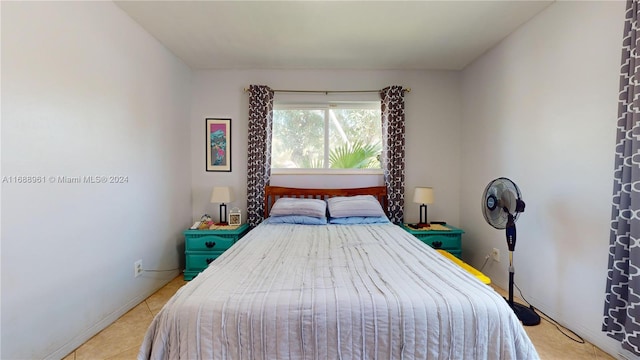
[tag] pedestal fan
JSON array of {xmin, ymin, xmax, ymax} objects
[{"xmin": 482, "ymin": 177, "xmax": 540, "ymax": 326}]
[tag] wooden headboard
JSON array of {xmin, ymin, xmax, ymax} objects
[{"xmin": 264, "ymin": 186, "xmax": 387, "ymax": 218}]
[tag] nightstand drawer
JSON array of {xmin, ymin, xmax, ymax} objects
[
  {"xmin": 186, "ymin": 235, "xmax": 234, "ymax": 251},
  {"xmin": 186, "ymin": 253, "xmax": 225, "ymax": 270},
  {"xmin": 401, "ymin": 224, "xmax": 464, "ymax": 258},
  {"xmin": 413, "ymin": 234, "xmax": 461, "ymax": 250}
]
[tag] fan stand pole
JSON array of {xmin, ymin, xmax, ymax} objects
[
  {"xmin": 508, "ymin": 252, "xmax": 514, "ymax": 305},
  {"xmin": 508, "ymin": 251, "xmax": 541, "ymax": 326}
]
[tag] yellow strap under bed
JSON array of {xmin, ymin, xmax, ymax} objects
[{"xmin": 436, "ymin": 249, "xmax": 491, "ymax": 285}]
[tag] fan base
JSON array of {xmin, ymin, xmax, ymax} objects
[{"xmin": 507, "ymin": 300, "xmax": 541, "ymax": 326}]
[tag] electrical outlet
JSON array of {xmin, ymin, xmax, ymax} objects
[
  {"xmin": 134, "ymin": 259, "xmax": 143, "ymax": 277},
  {"xmin": 491, "ymin": 248, "xmax": 500, "ymax": 262}
]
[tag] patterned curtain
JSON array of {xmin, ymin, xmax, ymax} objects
[
  {"xmin": 603, "ymin": 1, "xmax": 640, "ymax": 355},
  {"xmin": 246, "ymin": 85, "xmax": 274, "ymax": 227},
  {"xmin": 380, "ymin": 86, "xmax": 406, "ymax": 224}
]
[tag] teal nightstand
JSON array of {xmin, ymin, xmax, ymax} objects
[
  {"xmin": 401, "ymin": 224, "xmax": 464, "ymax": 258},
  {"xmin": 183, "ymin": 223, "xmax": 249, "ymax": 280}
]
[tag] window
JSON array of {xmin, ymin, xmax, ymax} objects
[{"xmin": 272, "ymin": 102, "xmax": 382, "ymax": 172}]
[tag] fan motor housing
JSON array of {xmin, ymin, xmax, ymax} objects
[{"xmin": 487, "ymin": 194, "xmax": 498, "ymax": 211}]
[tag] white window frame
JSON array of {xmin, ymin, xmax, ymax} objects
[{"xmin": 271, "ymin": 101, "xmax": 383, "ymax": 175}]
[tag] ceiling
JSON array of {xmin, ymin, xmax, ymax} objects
[{"xmin": 115, "ymin": 1, "xmax": 553, "ymax": 71}]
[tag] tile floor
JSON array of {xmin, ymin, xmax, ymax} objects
[
  {"xmin": 489, "ymin": 285, "xmax": 615, "ymax": 360},
  {"xmin": 63, "ymin": 276, "xmax": 616, "ymax": 360},
  {"xmin": 62, "ymin": 276, "xmax": 186, "ymax": 360}
]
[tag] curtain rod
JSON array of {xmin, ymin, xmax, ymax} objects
[{"xmin": 243, "ymin": 87, "xmax": 411, "ymax": 94}]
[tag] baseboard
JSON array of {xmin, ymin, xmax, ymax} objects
[
  {"xmin": 617, "ymin": 347, "xmax": 640, "ymax": 360},
  {"xmin": 45, "ymin": 270, "xmax": 180, "ymax": 360}
]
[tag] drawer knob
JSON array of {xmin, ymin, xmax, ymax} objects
[
  {"xmin": 432, "ymin": 241, "xmax": 443, "ymax": 249},
  {"xmin": 205, "ymin": 241, "xmax": 216, "ymax": 248},
  {"xmin": 206, "ymin": 258, "xmax": 215, "ymax": 264}
]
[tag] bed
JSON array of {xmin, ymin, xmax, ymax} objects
[{"xmin": 139, "ymin": 186, "xmax": 538, "ymax": 359}]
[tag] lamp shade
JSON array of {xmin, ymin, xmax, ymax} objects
[
  {"xmin": 413, "ymin": 187, "xmax": 434, "ymax": 205},
  {"xmin": 210, "ymin": 186, "xmax": 234, "ymax": 203}
]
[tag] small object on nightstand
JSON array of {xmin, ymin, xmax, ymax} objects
[
  {"xmin": 229, "ymin": 207, "xmax": 242, "ymax": 226},
  {"xmin": 190, "ymin": 221, "xmax": 201, "ymax": 230}
]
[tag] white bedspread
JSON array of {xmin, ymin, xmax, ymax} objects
[{"xmin": 139, "ymin": 223, "xmax": 538, "ymax": 359}]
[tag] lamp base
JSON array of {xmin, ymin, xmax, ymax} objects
[
  {"xmin": 219, "ymin": 203, "xmax": 228, "ymax": 225},
  {"xmin": 416, "ymin": 222, "xmax": 430, "ymax": 228},
  {"xmin": 214, "ymin": 222, "xmax": 228, "ymax": 226}
]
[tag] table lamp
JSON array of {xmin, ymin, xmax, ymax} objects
[
  {"xmin": 210, "ymin": 186, "xmax": 234, "ymax": 225},
  {"xmin": 413, "ymin": 187, "xmax": 434, "ymax": 227}
]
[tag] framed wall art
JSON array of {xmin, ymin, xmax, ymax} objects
[{"xmin": 206, "ymin": 118, "xmax": 231, "ymax": 172}]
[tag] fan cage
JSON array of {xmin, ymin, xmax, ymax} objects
[{"xmin": 482, "ymin": 177, "xmax": 522, "ymax": 230}]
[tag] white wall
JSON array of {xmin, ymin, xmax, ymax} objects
[
  {"xmin": 189, "ymin": 70, "xmax": 462, "ymax": 225},
  {"xmin": 460, "ymin": 0, "xmax": 625, "ymax": 356},
  {"xmin": 1, "ymin": 2, "xmax": 192, "ymax": 359},
  {"xmin": 4, "ymin": 1, "xmax": 624, "ymax": 357}
]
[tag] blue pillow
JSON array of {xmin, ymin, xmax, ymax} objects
[
  {"xmin": 265, "ymin": 215, "xmax": 328, "ymax": 225},
  {"xmin": 329, "ymin": 216, "xmax": 390, "ymax": 224}
]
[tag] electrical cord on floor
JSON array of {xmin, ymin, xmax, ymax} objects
[
  {"xmin": 476, "ymin": 251, "xmax": 585, "ymax": 344},
  {"xmin": 513, "ymin": 282, "xmax": 586, "ymax": 344},
  {"xmin": 479, "ymin": 254, "xmax": 491, "ymax": 272}
]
